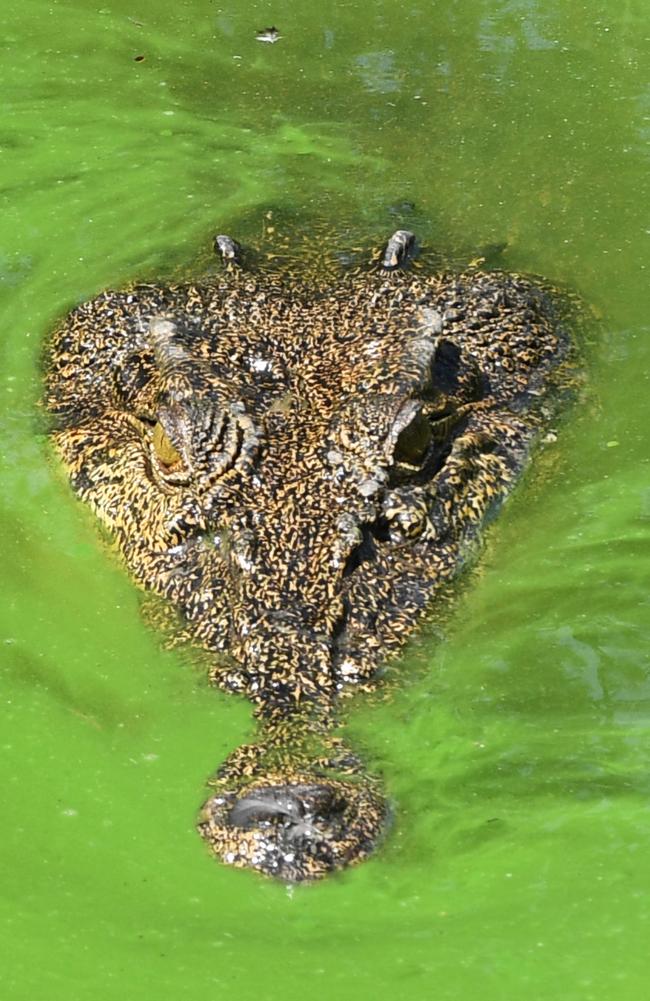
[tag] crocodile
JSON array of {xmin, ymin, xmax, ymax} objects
[{"xmin": 43, "ymin": 225, "xmax": 576, "ymax": 881}]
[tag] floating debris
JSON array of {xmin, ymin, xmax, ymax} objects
[{"xmin": 255, "ymin": 26, "xmax": 282, "ymax": 44}]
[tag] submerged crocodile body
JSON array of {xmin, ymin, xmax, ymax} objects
[{"xmin": 44, "ymin": 227, "xmax": 575, "ymax": 881}]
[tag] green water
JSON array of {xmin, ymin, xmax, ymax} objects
[{"xmin": 1, "ymin": 0, "xmax": 649, "ymax": 998}]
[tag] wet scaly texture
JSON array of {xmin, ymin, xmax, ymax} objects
[{"xmin": 43, "ymin": 228, "xmax": 576, "ymax": 880}]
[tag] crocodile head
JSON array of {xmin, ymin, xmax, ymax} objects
[{"xmin": 44, "ymin": 229, "xmax": 573, "ymax": 879}]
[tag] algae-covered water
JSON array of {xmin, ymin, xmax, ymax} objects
[{"xmin": 1, "ymin": 1, "xmax": 649, "ymax": 998}]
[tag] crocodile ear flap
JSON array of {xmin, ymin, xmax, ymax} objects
[
  {"xmin": 428, "ymin": 338, "xmax": 463, "ymax": 394},
  {"xmin": 425, "ymin": 337, "xmax": 485, "ymax": 404}
]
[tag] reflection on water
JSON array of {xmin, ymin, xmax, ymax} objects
[
  {"xmin": 479, "ymin": 1, "xmax": 561, "ymax": 53},
  {"xmin": 355, "ymin": 51, "xmax": 402, "ymax": 94}
]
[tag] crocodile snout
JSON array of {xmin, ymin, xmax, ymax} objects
[{"xmin": 199, "ymin": 775, "xmax": 389, "ymax": 882}]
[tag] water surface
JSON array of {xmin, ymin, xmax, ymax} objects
[{"xmin": 1, "ymin": 2, "xmax": 649, "ymax": 999}]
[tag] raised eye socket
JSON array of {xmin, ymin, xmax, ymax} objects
[
  {"xmin": 152, "ymin": 421, "xmax": 183, "ymax": 467},
  {"xmin": 394, "ymin": 411, "xmax": 432, "ymax": 465}
]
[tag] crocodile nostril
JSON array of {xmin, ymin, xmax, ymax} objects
[
  {"xmin": 227, "ymin": 786, "xmax": 305, "ymax": 829},
  {"xmin": 227, "ymin": 783, "xmax": 343, "ymax": 837},
  {"xmin": 199, "ymin": 777, "xmax": 389, "ymax": 881}
]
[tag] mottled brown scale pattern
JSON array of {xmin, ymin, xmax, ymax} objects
[{"xmin": 43, "ymin": 230, "xmax": 576, "ymax": 881}]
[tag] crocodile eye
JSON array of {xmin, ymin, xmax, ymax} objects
[
  {"xmin": 152, "ymin": 421, "xmax": 183, "ymax": 467},
  {"xmin": 394, "ymin": 411, "xmax": 432, "ymax": 465}
]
